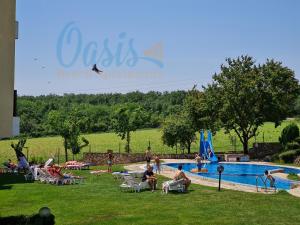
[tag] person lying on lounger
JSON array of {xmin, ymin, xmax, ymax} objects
[
  {"xmin": 142, "ymin": 165, "xmax": 157, "ymax": 192},
  {"xmin": 174, "ymin": 164, "xmax": 191, "ymax": 191},
  {"xmin": 48, "ymin": 165, "xmax": 64, "ymax": 178},
  {"xmin": 3, "ymin": 159, "xmax": 17, "ymax": 170}
]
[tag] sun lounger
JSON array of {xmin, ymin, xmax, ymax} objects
[
  {"xmin": 119, "ymin": 174, "xmax": 155, "ymax": 192},
  {"xmin": 162, "ymin": 179, "xmax": 186, "ymax": 194},
  {"xmin": 120, "ymin": 175, "xmax": 141, "ymax": 192},
  {"xmin": 64, "ymin": 161, "xmax": 90, "ymax": 170}
]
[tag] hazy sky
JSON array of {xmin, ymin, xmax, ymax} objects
[{"xmin": 15, "ymin": 0, "xmax": 300, "ymax": 95}]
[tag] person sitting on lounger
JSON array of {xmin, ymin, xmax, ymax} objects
[
  {"xmin": 264, "ymin": 170, "xmax": 275, "ymax": 187},
  {"xmin": 174, "ymin": 164, "xmax": 191, "ymax": 191},
  {"xmin": 142, "ymin": 165, "xmax": 157, "ymax": 192}
]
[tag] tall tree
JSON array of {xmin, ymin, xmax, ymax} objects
[
  {"xmin": 162, "ymin": 113, "xmax": 196, "ymax": 154},
  {"xmin": 47, "ymin": 109, "xmax": 89, "ymax": 161},
  {"xmin": 112, "ymin": 104, "xmax": 146, "ymax": 153},
  {"xmin": 184, "ymin": 86, "xmax": 220, "ymax": 133},
  {"xmin": 203, "ymin": 56, "xmax": 299, "ymax": 154}
]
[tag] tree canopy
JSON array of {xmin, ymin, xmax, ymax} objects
[
  {"xmin": 202, "ymin": 56, "xmax": 299, "ymax": 154},
  {"xmin": 112, "ymin": 104, "xmax": 146, "ymax": 152}
]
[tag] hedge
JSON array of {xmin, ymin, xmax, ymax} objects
[{"xmin": 279, "ymin": 149, "xmax": 300, "ymax": 163}]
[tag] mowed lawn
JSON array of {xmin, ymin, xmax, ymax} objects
[
  {"xmin": 1, "ymin": 166, "xmax": 300, "ymax": 225},
  {"xmin": 0, "ymin": 120, "xmax": 298, "ymax": 163}
]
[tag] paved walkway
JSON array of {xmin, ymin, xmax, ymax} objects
[{"xmin": 124, "ymin": 159, "xmax": 300, "ymax": 197}]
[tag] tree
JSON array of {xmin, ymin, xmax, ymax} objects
[
  {"xmin": 11, "ymin": 138, "xmax": 27, "ymax": 161},
  {"xmin": 184, "ymin": 86, "xmax": 220, "ymax": 133},
  {"xmin": 203, "ymin": 56, "xmax": 299, "ymax": 154},
  {"xmin": 279, "ymin": 123, "xmax": 299, "ymax": 147},
  {"xmin": 47, "ymin": 109, "xmax": 89, "ymax": 161},
  {"xmin": 112, "ymin": 104, "xmax": 146, "ymax": 153},
  {"xmin": 162, "ymin": 114, "xmax": 196, "ymax": 154},
  {"xmin": 161, "ymin": 116, "xmax": 180, "ymax": 150}
]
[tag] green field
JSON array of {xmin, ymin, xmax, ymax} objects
[
  {"xmin": 1, "ymin": 166, "xmax": 300, "ymax": 225},
  {"xmin": 0, "ymin": 120, "xmax": 298, "ymax": 164}
]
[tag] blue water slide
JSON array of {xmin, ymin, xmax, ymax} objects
[
  {"xmin": 199, "ymin": 130, "xmax": 205, "ymax": 158},
  {"xmin": 206, "ymin": 131, "xmax": 218, "ymax": 162},
  {"xmin": 199, "ymin": 130, "xmax": 218, "ymax": 162}
]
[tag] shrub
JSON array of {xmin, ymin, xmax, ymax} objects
[
  {"xmin": 294, "ymin": 156, "xmax": 300, "ymax": 165},
  {"xmin": 287, "ymin": 173, "xmax": 300, "ymax": 181},
  {"xmin": 279, "ymin": 149, "xmax": 300, "ymax": 163},
  {"xmin": 279, "ymin": 123, "xmax": 299, "ymax": 147},
  {"xmin": 286, "ymin": 142, "xmax": 300, "ymax": 150},
  {"xmin": 294, "ymin": 136, "xmax": 300, "ymax": 144},
  {"xmin": 29, "ymin": 156, "xmax": 45, "ymax": 164},
  {"xmin": 271, "ymin": 153, "xmax": 280, "ymax": 162}
]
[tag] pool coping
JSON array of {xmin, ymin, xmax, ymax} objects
[{"xmin": 124, "ymin": 159, "xmax": 300, "ymax": 197}]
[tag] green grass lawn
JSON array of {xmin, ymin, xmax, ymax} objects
[
  {"xmin": 288, "ymin": 173, "xmax": 300, "ymax": 181},
  {"xmin": 0, "ymin": 120, "xmax": 298, "ymax": 163},
  {"xmin": 1, "ymin": 166, "xmax": 300, "ymax": 225}
]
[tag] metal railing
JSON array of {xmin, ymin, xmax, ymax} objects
[{"xmin": 256, "ymin": 175, "xmax": 277, "ymax": 192}]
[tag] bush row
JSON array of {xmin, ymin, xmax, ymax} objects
[{"xmin": 279, "ymin": 149, "xmax": 300, "ymax": 163}]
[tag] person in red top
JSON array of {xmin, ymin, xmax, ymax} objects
[{"xmin": 48, "ymin": 165, "xmax": 63, "ymax": 178}]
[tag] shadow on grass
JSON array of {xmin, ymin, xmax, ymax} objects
[
  {"xmin": 0, "ymin": 173, "xmax": 33, "ymax": 190},
  {"xmin": 122, "ymin": 188, "xmax": 195, "ymax": 194},
  {"xmin": 0, "ymin": 213, "xmax": 55, "ymax": 225}
]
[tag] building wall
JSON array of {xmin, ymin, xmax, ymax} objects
[{"xmin": 0, "ymin": 0, "xmax": 16, "ymax": 138}]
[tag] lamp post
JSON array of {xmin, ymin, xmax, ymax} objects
[{"xmin": 217, "ymin": 165, "xmax": 224, "ymax": 191}]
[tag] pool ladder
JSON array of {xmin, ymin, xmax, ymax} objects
[{"xmin": 256, "ymin": 175, "xmax": 276, "ymax": 193}]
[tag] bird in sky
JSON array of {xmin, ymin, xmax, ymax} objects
[{"xmin": 92, "ymin": 64, "xmax": 103, "ymax": 74}]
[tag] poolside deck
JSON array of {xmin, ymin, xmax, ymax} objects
[{"xmin": 124, "ymin": 159, "xmax": 300, "ymax": 197}]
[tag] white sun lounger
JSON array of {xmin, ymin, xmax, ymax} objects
[{"xmin": 162, "ymin": 179, "xmax": 185, "ymax": 194}]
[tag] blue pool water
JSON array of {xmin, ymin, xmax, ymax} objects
[{"xmin": 165, "ymin": 163, "xmax": 300, "ymax": 190}]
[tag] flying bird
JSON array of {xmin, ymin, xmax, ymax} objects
[
  {"xmin": 92, "ymin": 64, "xmax": 103, "ymax": 74},
  {"xmin": 34, "ymin": 58, "xmax": 38, "ymax": 61}
]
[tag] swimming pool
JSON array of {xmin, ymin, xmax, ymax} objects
[{"xmin": 164, "ymin": 163, "xmax": 300, "ymax": 190}]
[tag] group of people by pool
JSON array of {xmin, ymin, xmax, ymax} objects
[
  {"xmin": 141, "ymin": 164, "xmax": 191, "ymax": 192},
  {"xmin": 104, "ymin": 147, "xmax": 278, "ymax": 192},
  {"xmin": 141, "ymin": 147, "xmax": 191, "ymax": 192}
]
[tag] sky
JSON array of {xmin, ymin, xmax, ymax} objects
[{"xmin": 15, "ymin": 0, "xmax": 300, "ymax": 96}]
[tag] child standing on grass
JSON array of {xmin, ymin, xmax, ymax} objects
[
  {"xmin": 107, "ymin": 153, "xmax": 114, "ymax": 173},
  {"xmin": 154, "ymin": 155, "xmax": 161, "ymax": 174},
  {"xmin": 145, "ymin": 147, "xmax": 152, "ymax": 167}
]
